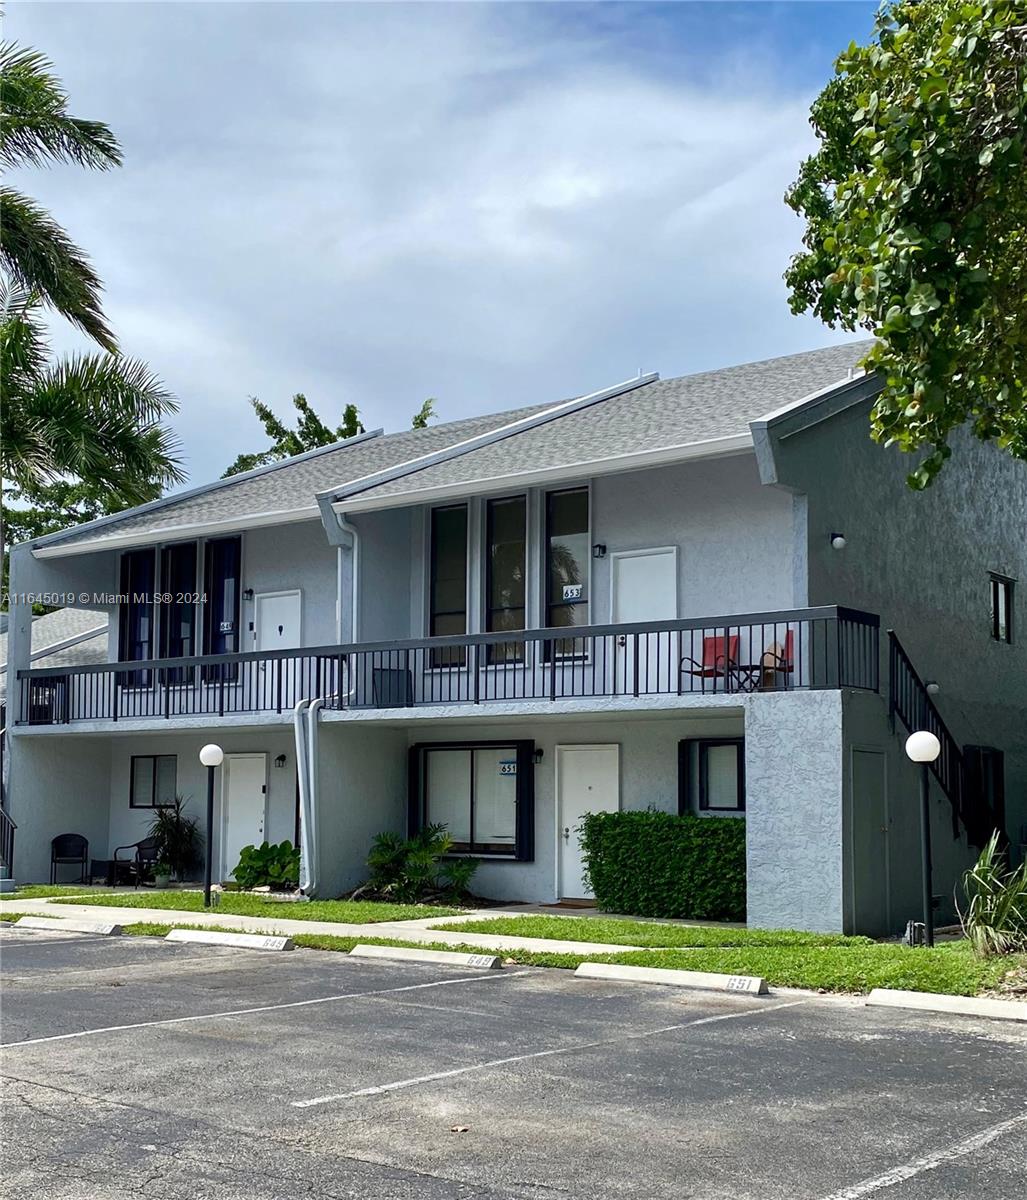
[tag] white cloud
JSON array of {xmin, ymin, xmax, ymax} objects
[{"xmin": 7, "ymin": 2, "xmax": 858, "ymax": 486}]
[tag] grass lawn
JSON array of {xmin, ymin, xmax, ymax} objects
[
  {"xmin": 0, "ymin": 910, "xmax": 40, "ymax": 922},
  {"xmin": 0, "ymin": 885, "xmax": 100, "ymax": 901},
  {"xmin": 113, "ymin": 921, "xmax": 1027, "ymax": 997},
  {"xmin": 428, "ymin": 915, "xmax": 1027, "ymax": 997},
  {"xmin": 431, "ymin": 915, "xmax": 875, "ymax": 948},
  {"xmin": 50, "ymin": 891, "xmax": 465, "ymax": 924}
]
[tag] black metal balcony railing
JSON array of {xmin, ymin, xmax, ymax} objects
[{"xmin": 17, "ymin": 606, "xmax": 879, "ymax": 726}]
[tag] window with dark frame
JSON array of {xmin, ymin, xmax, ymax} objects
[
  {"xmin": 118, "ymin": 548, "xmax": 156, "ymax": 686},
  {"xmin": 544, "ymin": 487, "xmax": 589, "ymax": 658},
  {"xmin": 990, "ymin": 574, "xmax": 1014, "ymax": 644},
  {"xmin": 203, "ymin": 536, "xmax": 242, "ymax": 681},
  {"xmin": 485, "ymin": 496, "xmax": 527, "ymax": 663},
  {"xmin": 678, "ymin": 738, "xmax": 745, "ymax": 813},
  {"xmin": 409, "ymin": 740, "xmax": 535, "ymax": 859},
  {"xmin": 129, "ymin": 754, "xmax": 177, "ymax": 808},
  {"xmin": 429, "ymin": 505, "xmax": 468, "ymax": 667},
  {"xmin": 160, "ymin": 542, "xmax": 198, "ymax": 683}
]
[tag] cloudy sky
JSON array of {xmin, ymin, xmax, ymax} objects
[{"xmin": 9, "ymin": 1, "xmax": 877, "ymax": 487}]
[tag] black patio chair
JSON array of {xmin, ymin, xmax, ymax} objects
[
  {"xmin": 112, "ymin": 836, "xmax": 161, "ymax": 888},
  {"xmin": 50, "ymin": 833, "xmax": 89, "ymax": 884}
]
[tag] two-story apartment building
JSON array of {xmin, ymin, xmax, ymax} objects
[{"xmin": 4, "ymin": 342, "xmax": 1024, "ymax": 934}]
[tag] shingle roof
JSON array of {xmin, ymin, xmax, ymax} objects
[
  {"xmin": 33, "ymin": 341, "xmax": 871, "ymax": 551},
  {"xmin": 338, "ymin": 342, "xmax": 872, "ymax": 506},
  {"xmin": 41, "ymin": 404, "xmax": 555, "ymax": 549},
  {"xmin": 0, "ymin": 608, "xmax": 108, "ymax": 703}
]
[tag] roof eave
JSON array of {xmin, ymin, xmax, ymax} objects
[
  {"xmin": 26, "ymin": 427, "xmax": 384, "ymax": 554},
  {"xmin": 333, "ymin": 432, "xmax": 754, "ymax": 515},
  {"xmin": 31, "ymin": 506, "xmax": 321, "ymax": 560}
]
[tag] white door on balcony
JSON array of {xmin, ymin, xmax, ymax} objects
[
  {"xmin": 611, "ymin": 548, "xmax": 678, "ymax": 695},
  {"xmin": 220, "ymin": 753, "xmax": 268, "ymax": 880},
  {"xmin": 557, "ymin": 744, "xmax": 619, "ymax": 900},
  {"xmin": 254, "ymin": 590, "xmax": 302, "ymax": 651}
]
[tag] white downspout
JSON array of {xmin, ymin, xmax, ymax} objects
[
  {"xmin": 294, "ymin": 699, "xmax": 313, "ymax": 893},
  {"xmin": 305, "ymin": 697, "xmax": 324, "ymax": 896},
  {"xmin": 337, "ymin": 513, "xmax": 360, "ymax": 642}
]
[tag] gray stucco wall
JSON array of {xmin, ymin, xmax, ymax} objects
[
  {"xmin": 6, "ymin": 733, "xmax": 112, "ymax": 884},
  {"xmin": 771, "ymin": 405, "xmax": 1027, "ymax": 861},
  {"xmin": 590, "ymin": 454, "xmax": 798, "ymax": 620},
  {"xmin": 315, "ymin": 724, "xmax": 408, "ymax": 896},
  {"xmin": 841, "ymin": 690, "xmax": 976, "ymax": 936},
  {"xmin": 105, "ymin": 729, "xmax": 298, "ymax": 878},
  {"xmin": 744, "ymin": 690, "xmax": 845, "ymax": 933},
  {"xmin": 242, "ymin": 520, "xmax": 338, "ymax": 649}
]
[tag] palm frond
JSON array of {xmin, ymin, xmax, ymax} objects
[
  {"xmin": 0, "ymin": 42, "xmax": 122, "ymax": 171},
  {"xmin": 0, "ymin": 187, "xmax": 117, "ymax": 352}
]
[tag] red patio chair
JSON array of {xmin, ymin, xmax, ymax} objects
[{"xmin": 681, "ymin": 635, "xmax": 739, "ymax": 687}]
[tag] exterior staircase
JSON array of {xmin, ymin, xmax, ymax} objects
[{"xmin": 888, "ymin": 630, "xmax": 1003, "ymax": 848}]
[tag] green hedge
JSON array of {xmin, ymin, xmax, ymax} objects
[{"xmin": 580, "ymin": 810, "xmax": 746, "ymax": 921}]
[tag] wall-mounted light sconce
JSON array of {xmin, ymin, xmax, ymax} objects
[
  {"xmin": 274, "ymin": 754, "xmax": 287, "ymax": 769},
  {"xmin": 830, "ymin": 532, "xmax": 847, "ymax": 551},
  {"xmin": 925, "ymin": 681, "xmax": 941, "ymax": 696},
  {"xmin": 243, "ymin": 588, "xmax": 255, "ymax": 601},
  {"xmin": 592, "ymin": 543, "xmax": 607, "ymax": 559},
  {"xmin": 533, "ymin": 747, "xmax": 545, "ymax": 764}
]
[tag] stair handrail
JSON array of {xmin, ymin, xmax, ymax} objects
[{"xmin": 887, "ymin": 629, "xmax": 994, "ymax": 846}]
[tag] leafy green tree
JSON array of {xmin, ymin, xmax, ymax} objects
[
  {"xmin": 785, "ymin": 1, "xmax": 1027, "ymax": 487},
  {"xmin": 223, "ymin": 394, "xmax": 439, "ymax": 476},
  {"xmin": 0, "ymin": 42, "xmax": 121, "ymax": 351},
  {"xmin": 222, "ymin": 394, "xmax": 364, "ymax": 476},
  {"xmin": 412, "ymin": 397, "xmax": 437, "ymax": 429}
]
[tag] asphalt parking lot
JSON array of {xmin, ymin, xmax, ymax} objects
[{"xmin": 1, "ymin": 925, "xmax": 1025, "ymax": 1200}]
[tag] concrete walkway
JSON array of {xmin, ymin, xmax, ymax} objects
[{"xmin": 4, "ymin": 897, "xmax": 642, "ymax": 956}]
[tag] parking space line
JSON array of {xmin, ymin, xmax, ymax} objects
[
  {"xmin": 4, "ymin": 970, "xmax": 523, "ymax": 1048},
  {"xmin": 818, "ymin": 1110, "xmax": 1027, "ymax": 1200},
  {"xmin": 292, "ymin": 998, "xmax": 807, "ymax": 1108},
  {"xmin": 0, "ymin": 936, "xmax": 106, "ymax": 950}
]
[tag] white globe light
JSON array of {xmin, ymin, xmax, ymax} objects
[
  {"xmin": 905, "ymin": 731, "xmax": 941, "ymax": 763},
  {"xmin": 199, "ymin": 743, "xmax": 224, "ymax": 768}
]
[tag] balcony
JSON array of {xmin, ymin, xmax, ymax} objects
[{"xmin": 16, "ymin": 606, "xmax": 879, "ymax": 727}]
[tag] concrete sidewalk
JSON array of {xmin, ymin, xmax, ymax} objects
[{"xmin": 4, "ymin": 897, "xmax": 642, "ymax": 956}]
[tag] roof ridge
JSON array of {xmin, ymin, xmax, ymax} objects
[{"xmin": 320, "ymin": 373, "xmax": 659, "ymax": 508}]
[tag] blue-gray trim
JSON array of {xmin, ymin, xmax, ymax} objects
[{"xmin": 751, "ymin": 373, "xmax": 883, "ymax": 487}]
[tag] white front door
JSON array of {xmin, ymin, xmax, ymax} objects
[
  {"xmin": 221, "ymin": 753, "xmax": 268, "ymax": 880},
  {"xmin": 611, "ymin": 548, "xmax": 678, "ymax": 694},
  {"xmin": 556, "ymin": 744, "xmax": 619, "ymax": 900},
  {"xmin": 254, "ymin": 590, "xmax": 302, "ymax": 651}
]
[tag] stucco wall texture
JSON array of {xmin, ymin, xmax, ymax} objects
[{"xmin": 771, "ymin": 403, "xmax": 1027, "ymax": 864}]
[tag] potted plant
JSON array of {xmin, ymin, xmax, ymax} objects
[
  {"xmin": 152, "ymin": 860, "xmax": 173, "ymax": 888},
  {"xmin": 148, "ymin": 796, "xmax": 203, "ymax": 882}
]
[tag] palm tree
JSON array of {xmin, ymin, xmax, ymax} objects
[
  {"xmin": 0, "ymin": 42, "xmax": 121, "ymax": 351},
  {"xmin": 0, "ymin": 287, "xmax": 185, "ymax": 572}
]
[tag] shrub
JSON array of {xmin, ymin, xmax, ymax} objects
[
  {"xmin": 365, "ymin": 824, "xmax": 478, "ymax": 903},
  {"xmin": 958, "ymin": 832, "xmax": 1027, "ymax": 957},
  {"xmin": 148, "ymin": 796, "xmax": 203, "ymax": 880},
  {"xmin": 233, "ymin": 840, "xmax": 301, "ymax": 890},
  {"xmin": 580, "ymin": 809, "xmax": 745, "ymax": 921}
]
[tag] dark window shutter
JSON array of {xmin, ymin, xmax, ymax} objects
[{"xmin": 515, "ymin": 740, "xmax": 535, "ymax": 862}]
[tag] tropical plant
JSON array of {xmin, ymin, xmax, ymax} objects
[
  {"xmin": 1, "ymin": 41, "xmax": 122, "ymax": 351},
  {"xmin": 958, "ymin": 831, "xmax": 1027, "ymax": 957},
  {"xmin": 365, "ymin": 823, "xmax": 478, "ymax": 903},
  {"xmin": 0, "ymin": 289, "xmax": 184, "ymax": 578},
  {"xmin": 233, "ymin": 840, "xmax": 301, "ymax": 890},
  {"xmin": 785, "ymin": 1, "xmax": 1027, "ymax": 487},
  {"xmin": 147, "ymin": 796, "xmax": 202, "ymax": 881}
]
